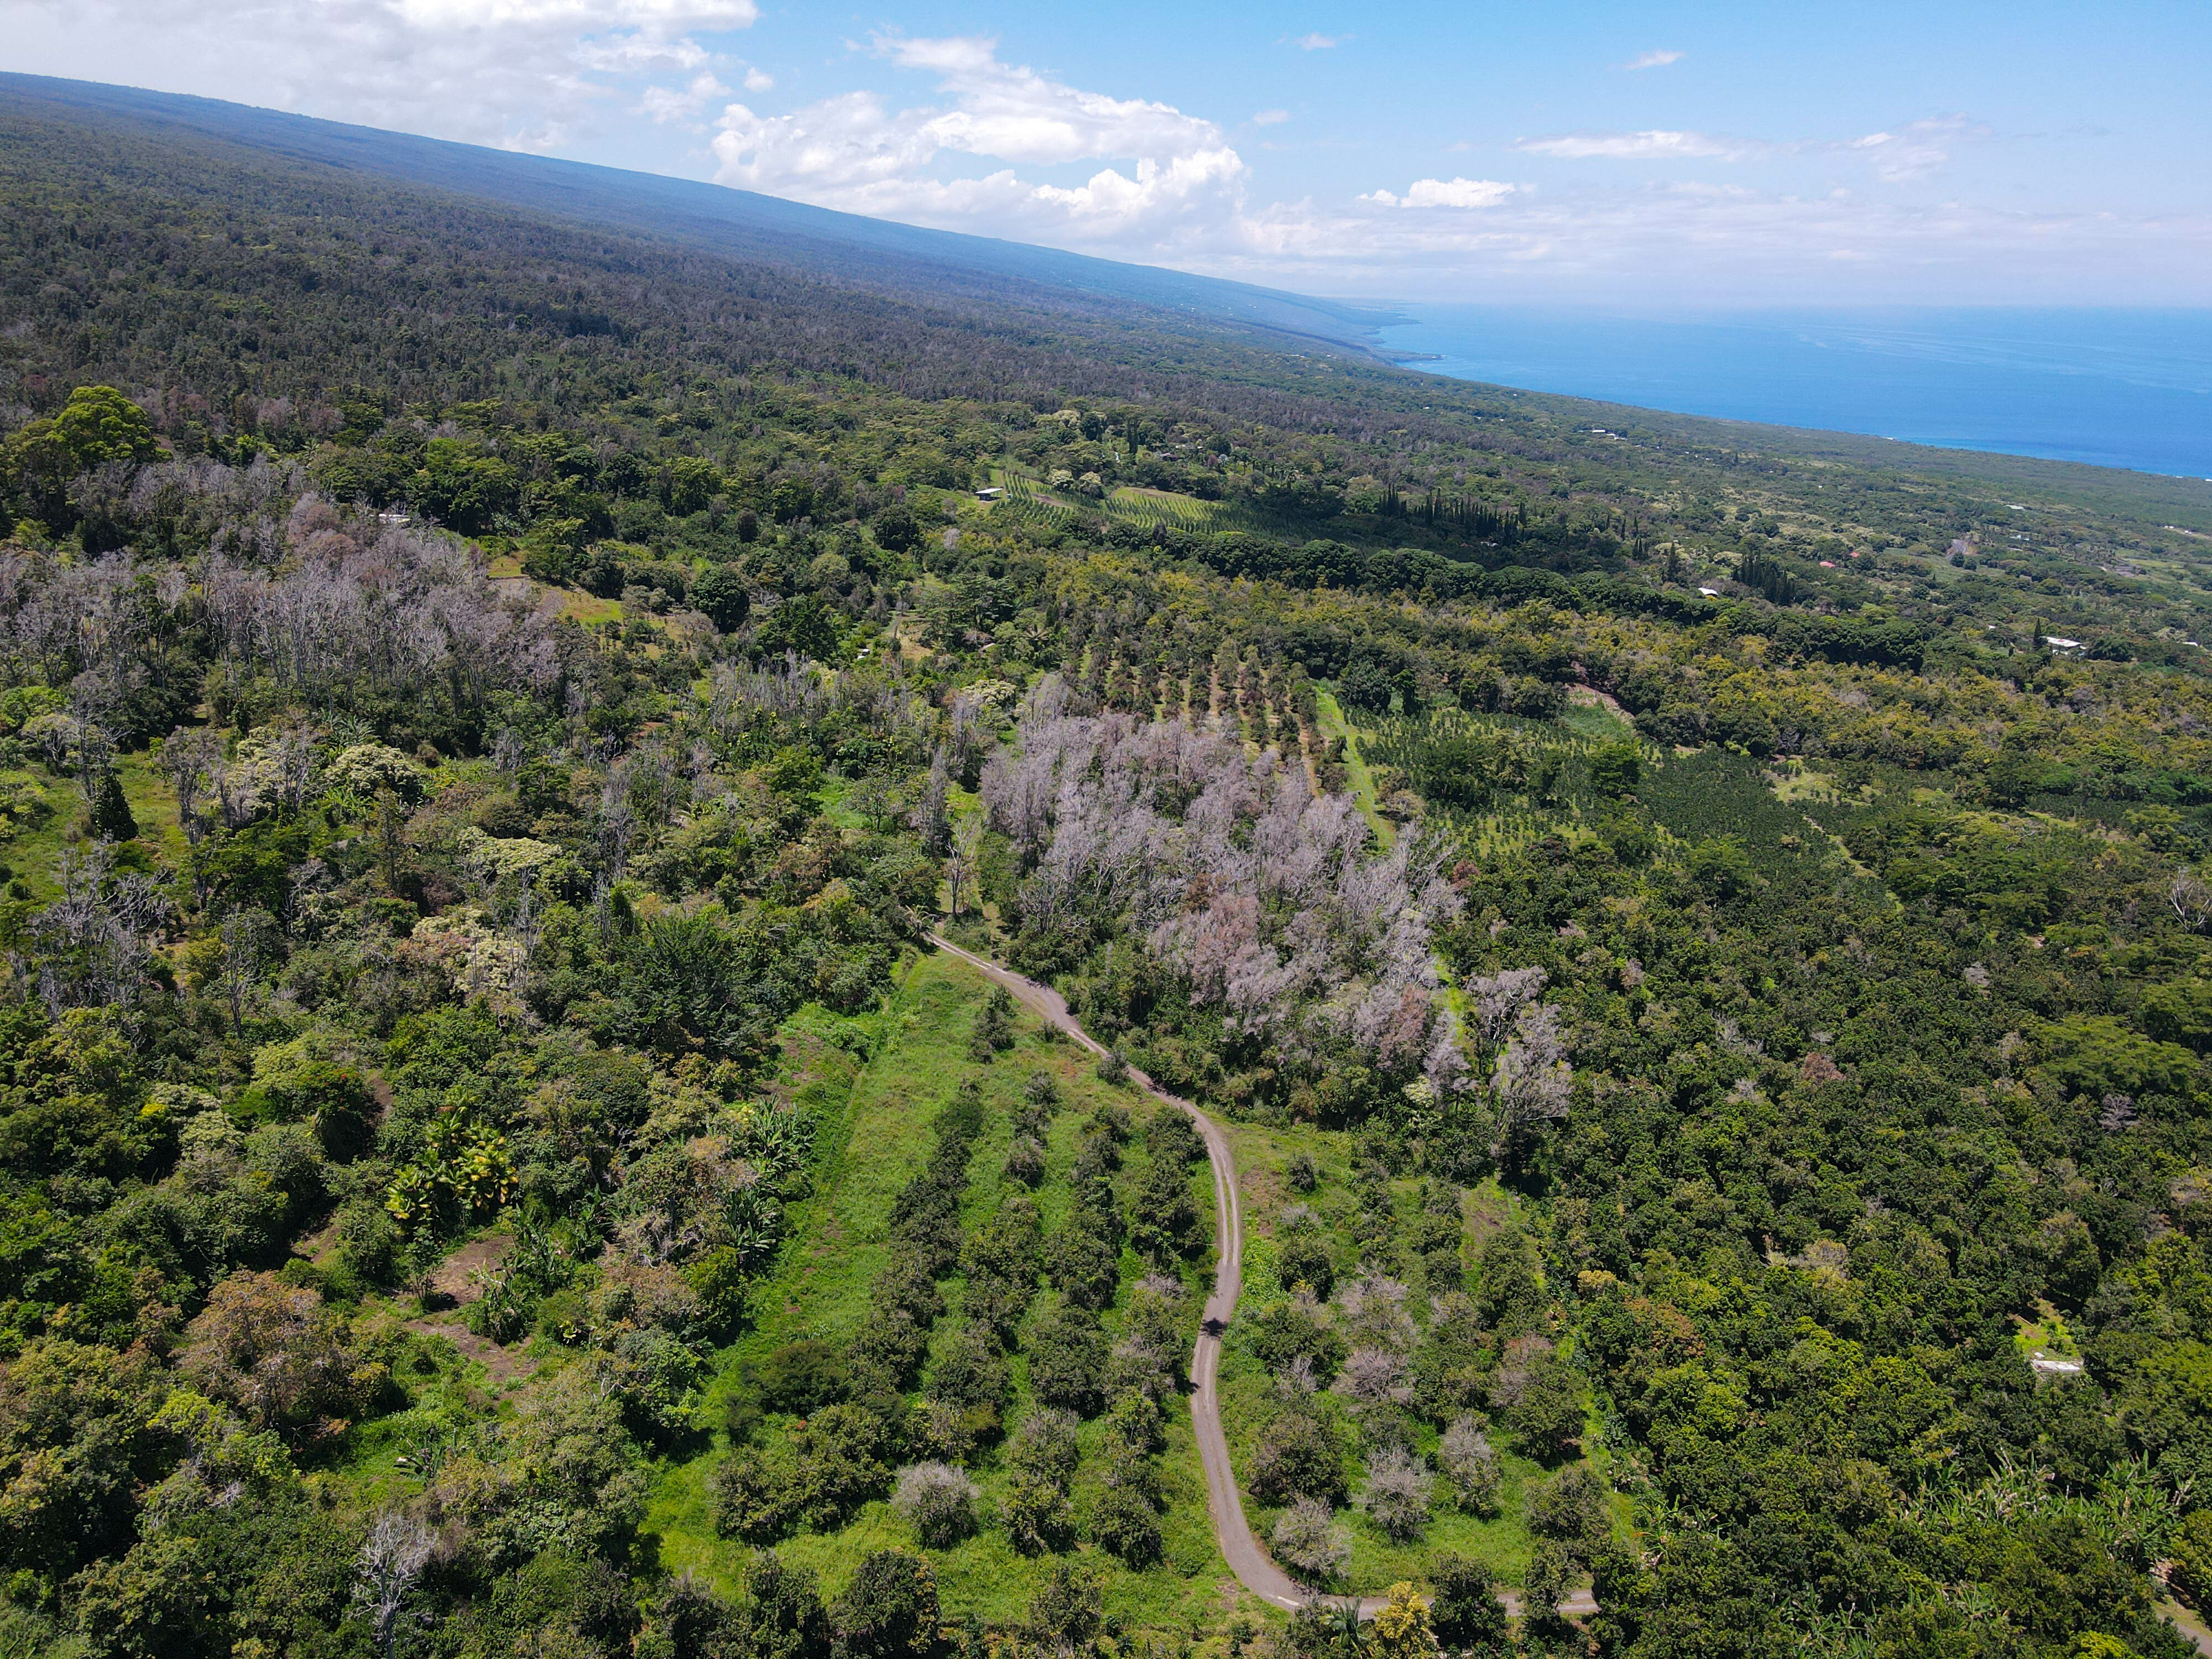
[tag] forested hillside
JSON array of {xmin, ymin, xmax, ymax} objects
[{"xmin": 3, "ymin": 76, "xmax": 2212, "ymax": 1659}]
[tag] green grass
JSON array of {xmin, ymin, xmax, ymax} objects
[
  {"xmin": 985, "ymin": 464, "xmax": 1282, "ymax": 542},
  {"xmin": 1557, "ymin": 693, "xmax": 1636, "ymax": 745},
  {"xmin": 641, "ymin": 951, "xmax": 1247, "ymax": 1629},
  {"xmin": 3, "ymin": 747, "xmax": 191, "ymax": 900},
  {"xmin": 1312, "ymin": 689, "xmax": 1393, "ymax": 848}
]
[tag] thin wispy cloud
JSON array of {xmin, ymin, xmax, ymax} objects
[
  {"xmin": 1852, "ymin": 114, "xmax": 1986, "ymax": 180},
  {"xmin": 1253, "ymin": 108, "xmax": 1289, "ymax": 126},
  {"xmin": 640, "ymin": 71, "xmax": 728, "ymax": 122},
  {"xmin": 1288, "ymin": 32, "xmax": 1342, "ymax": 50},
  {"xmin": 1512, "ymin": 115, "xmax": 1990, "ymax": 181},
  {"xmin": 1624, "ymin": 48, "xmax": 1683, "ymax": 70},
  {"xmin": 1515, "ymin": 129, "xmax": 1760, "ymax": 161},
  {"xmin": 2, "ymin": 0, "xmax": 763, "ymax": 149}
]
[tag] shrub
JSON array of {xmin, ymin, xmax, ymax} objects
[
  {"xmin": 1356, "ymin": 1447, "xmax": 1434, "ymax": 1541},
  {"xmin": 332, "ymin": 1198, "xmax": 399, "ymax": 1286},
  {"xmin": 1026, "ymin": 1305, "xmax": 1107, "ymax": 1416},
  {"xmin": 834, "ymin": 1550, "xmax": 940, "ymax": 1659},
  {"xmin": 755, "ymin": 1338, "xmax": 849, "ymax": 1415},
  {"xmin": 893, "ymin": 1462, "xmax": 979, "ymax": 1548},
  {"xmin": 1248, "ymin": 1410, "xmax": 1347, "ymax": 1507},
  {"xmin": 967, "ymin": 989, "xmax": 1016, "ymax": 1061},
  {"xmin": 1437, "ymin": 1416, "xmax": 1501, "ymax": 1514},
  {"xmin": 1277, "ymin": 1230, "xmax": 1337, "ymax": 1300},
  {"xmin": 1088, "ymin": 1484, "xmax": 1161, "ymax": 1567},
  {"xmin": 1429, "ymin": 1554, "xmax": 1510, "ymax": 1655},
  {"xmin": 1270, "ymin": 1497, "xmax": 1350, "ymax": 1581}
]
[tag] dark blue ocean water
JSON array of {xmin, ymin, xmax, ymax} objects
[{"xmin": 1375, "ymin": 306, "xmax": 2212, "ymax": 479}]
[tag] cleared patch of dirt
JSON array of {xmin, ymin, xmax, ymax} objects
[
  {"xmin": 429, "ymin": 1234, "xmax": 511, "ymax": 1305},
  {"xmin": 1239, "ymin": 1165, "xmax": 1284, "ymax": 1224},
  {"xmin": 291, "ymin": 1216, "xmax": 342, "ymax": 1261}
]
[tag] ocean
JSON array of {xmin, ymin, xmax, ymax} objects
[{"xmin": 1374, "ymin": 306, "xmax": 2212, "ymax": 479}]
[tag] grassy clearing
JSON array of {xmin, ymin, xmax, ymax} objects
[
  {"xmin": 4, "ymin": 745, "xmax": 190, "ymax": 901},
  {"xmin": 557, "ymin": 587, "xmax": 624, "ymax": 627},
  {"xmin": 642, "ymin": 950, "xmax": 1245, "ymax": 1631},
  {"xmin": 1311, "ymin": 689, "xmax": 1393, "ymax": 848},
  {"xmin": 1557, "ymin": 690, "xmax": 1636, "ymax": 744}
]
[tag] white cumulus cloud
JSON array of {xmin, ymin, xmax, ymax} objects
[
  {"xmin": 1361, "ymin": 176, "xmax": 1517, "ymax": 210},
  {"xmin": 710, "ymin": 33, "xmax": 1248, "ymax": 247}
]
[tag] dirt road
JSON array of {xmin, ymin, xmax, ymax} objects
[{"xmin": 927, "ymin": 934, "xmax": 1595, "ymax": 1621}]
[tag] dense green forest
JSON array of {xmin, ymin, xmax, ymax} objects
[{"xmin": 5, "ymin": 76, "xmax": 2212, "ymax": 1659}]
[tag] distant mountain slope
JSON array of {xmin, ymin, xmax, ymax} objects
[
  {"xmin": 0, "ymin": 72, "xmax": 1403, "ymax": 356},
  {"xmin": 2, "ymin": 68, "xmax": 2207, "ymax": 546}
]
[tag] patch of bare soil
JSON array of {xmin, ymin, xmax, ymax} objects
[
  {"xmin": 1239, "ymin": 1165, "xmax": 1284, "ymax": 1225},
  {"xmin": 404, "ymin": 1235, "xmax": 534, "ymax": 1386},
  {"xmin": 428, "ymin": 1234, "xmax": 511, "ymax": 1305}
]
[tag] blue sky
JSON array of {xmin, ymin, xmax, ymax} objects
[{"xmin": 7, "ymin": 0, "xmax": 2209, "ymax": 305}]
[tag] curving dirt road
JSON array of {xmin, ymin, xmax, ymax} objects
[{"xmin": 928, "ymin": 935, "xmax": 1595, "ymax": 1622}]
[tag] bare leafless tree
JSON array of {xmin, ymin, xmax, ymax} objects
[
  {"xmin": 946, "ymin": 813, "xmax": 984, "ymax": 919},
  {"xmin": 272, "ymin": 723, "xmax": 317, "ymax": 813},
  {"xmin": 161, "ymin": 726, "xmax": 223, "ymax": 844},
  {"xmin": 215, "ymin": 906, "xmax": 276, "ymax": 1034},
  {"xmin": 353, "ymin": 1510, "xmax": 435, "ymax": 1659}
]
